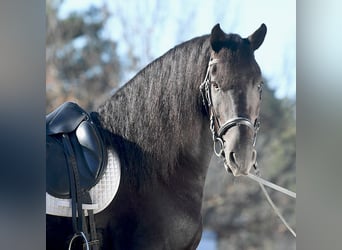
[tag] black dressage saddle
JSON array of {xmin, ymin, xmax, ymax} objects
[
  {"xmin": 47, "ymin": 102, "xmax": 107, "ymax": 249},
  {"xmin": 46, "ymin": 102, "xmax": 107, "ymax": 199}
]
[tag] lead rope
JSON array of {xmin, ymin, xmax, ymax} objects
[{"xmin": 247, "ymin": 164, "xmax": 296, "ymax": 237}]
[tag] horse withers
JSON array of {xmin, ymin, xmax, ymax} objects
[{"xmin": 46, "ymin": 23, "xmax": 266, "ymax": 249}]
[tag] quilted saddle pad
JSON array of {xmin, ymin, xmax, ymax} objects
[{"xmin": 46, "ymin": 149, "xmax": 121, "ymax": 217}]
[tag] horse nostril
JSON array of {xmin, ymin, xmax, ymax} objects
[{"xmin": 229, "ymin": 152, "xmax": 238, "ymax": 166}]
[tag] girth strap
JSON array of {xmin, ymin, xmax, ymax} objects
[
  {"xmin": 62, "ymin": 134, "xmax": 84, "ymax": 233},
  {"xmin": 83, "ymin": 193, "xmax": 99, "ymax": 250},
  {"xmin": 62, "ymin": 134, "xmax": 99, "ymax": 250}
]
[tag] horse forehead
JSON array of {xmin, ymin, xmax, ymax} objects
[
  {"xmin": 215, "ymin": 49, "xmax": 257, "ymax": 71},
  {"xmin": 225, "ymin": 51, "xmax": 257, "ymax": 68},
  {"xmin": 217, "ymin": 70, "xmax": 259, "ymax": 92},
  {"xmin": 220, "ymin": 61, "xmax": 261, "ymax": 85},
  {"xmin": 227, "ymin": 52, "xmax": 261, "ymax": 75}
]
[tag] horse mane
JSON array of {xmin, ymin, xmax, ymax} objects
[{"xmin": 95, "ymin": 35, "xmax": 212, "ymax": 188}]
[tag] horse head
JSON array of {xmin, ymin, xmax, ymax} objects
[{"xmin": 202, "ymin": 23, "xmax": 266, "ymax": 176}]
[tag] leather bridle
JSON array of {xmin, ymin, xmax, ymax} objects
[
  {"xmin": 200, "ymin": 58, "xmax": 260, "ymax": 161},
  {"xmin": 199, "ymin": 58, "xmax": 297, "ymax": 238}
]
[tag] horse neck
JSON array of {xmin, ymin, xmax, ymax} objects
[{"xmin": 98, "ymin": 35, "xmax": 213, "ymax": 188}]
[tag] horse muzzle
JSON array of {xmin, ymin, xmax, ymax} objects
[
  {"xmin": 220, "ymin": 124, "xmax": 257, "ymax": 176},
  {"xmin": 224, "ymin": 147, "xmax": 257, "ymax": 176},
  {"xmin": 209, "ymin": 115, "xmax": 260, "ymax": 176}
]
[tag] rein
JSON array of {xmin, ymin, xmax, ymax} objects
[{"xmin": 200, "ymin": 58, "xmax": 296, "ymax": 238}]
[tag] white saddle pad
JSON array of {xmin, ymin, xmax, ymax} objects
[{"xmin": 46, "ymin": 149, "xmax": 121, "ymax": 217}]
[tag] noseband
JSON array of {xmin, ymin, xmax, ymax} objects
[{"xmin": 200, "ymin": 58, "xmax": 260, "ymax": 160}]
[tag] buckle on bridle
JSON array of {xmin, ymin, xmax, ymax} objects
[{"xmin": 213, "ymin": 137, "xmax": 224, "ymax": 158}]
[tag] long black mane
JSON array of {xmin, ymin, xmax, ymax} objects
[
  {"xmin": 47, "ymin": 24, "xmax": 268, "ymax": 250},
  {"xmin": 95, "ymin": 35, "xmax": 212, "ymax": 188}
]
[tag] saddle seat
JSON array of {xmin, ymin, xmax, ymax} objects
[{"xmin": 46, "ymin": 102, "xmax": 107, "ymax": 199}]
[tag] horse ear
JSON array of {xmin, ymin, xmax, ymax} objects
[
  {"xmin": 247, "ymin": 23, "xmax": 267, "ymax": 51},
  {"xmin": 210, "ymin": 24, "xmax": 226, "ymax": 52}
]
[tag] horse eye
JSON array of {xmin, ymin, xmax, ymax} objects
[
  {"xmin": 257, "ymin": 82, "xmax": 263, "ymax": 91},
  {"xmin": 211, "ymin": 81, "xmax": 220, "ymax": 90},
  {"xmin": 257, "ymin": 82, "xmax": 263, "ymax": 99}
]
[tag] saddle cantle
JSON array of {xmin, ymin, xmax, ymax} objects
[{"xmin": 46, "ymin": 102, "xmax": 107, "ymax": 199}]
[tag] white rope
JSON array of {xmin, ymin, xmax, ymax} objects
[
  {"xmin": 258, "ymin": 181, "xmax": 296, "ymax": 237},
  {"xmin": 245, "ymin": 172, "xmax": 296, "ymax": 237},
  {"xmin": 246, "ymin": 173, "xmax": 296, "ymax": 199}
]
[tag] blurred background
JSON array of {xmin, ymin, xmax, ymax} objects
[{"xmin": 46, "ymin": 0, "xmax": 295, "ymax": 249}]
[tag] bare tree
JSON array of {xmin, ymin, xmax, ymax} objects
[
  {"xmin": 46, "ymin": 0, "xmax": 121, "ymax": 112},
  {"xmin": 46, "ymin": 1, "xmax": 295, "ymax": 248}
]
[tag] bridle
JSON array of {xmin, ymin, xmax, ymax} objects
[
  {"xmin": 200, "ymin": 58, "xmax": 297, "ymax": 238},
  {"xmin": 200, "ymin": 58, "xmax": 260, "ymax": 162}
]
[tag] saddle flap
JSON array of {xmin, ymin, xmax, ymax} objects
[
  {"xmin": 46, "ymin": 102, "xmax": 107, "ymax": 199},
  {"xmin": 46, "ymin": 102, "xmax": 88, "ymax": 135},
  {"xmin": 75, "ymin": 121, "xmax": 106, "ymax": 180},
  {"xmin": 46, "ymin": 135, "xmax": 70, "ymax": 197}
]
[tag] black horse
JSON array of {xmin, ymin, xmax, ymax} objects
[{"xmin": 47, "ymin": 23, "xmax": 267, "ymax": 249}]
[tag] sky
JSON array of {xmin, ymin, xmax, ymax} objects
[
  {"xmin": 56, "ymin": 2, "xmax": 295, "ymax": 248},
  {"xmin": 59, "ymin": 0, "xmax": 296, "ymax": 99}
]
